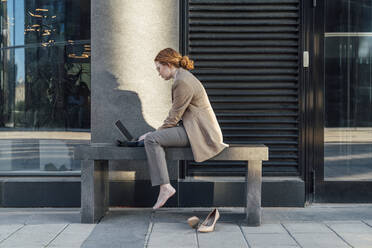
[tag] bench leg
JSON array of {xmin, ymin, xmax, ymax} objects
[
  {"xmin": 81, "ymin": 160, "xmax": 109, "ymax": 223},
  {"xmin": 244, "ymin": 160, "xmax": 262, "ymax": 226}
]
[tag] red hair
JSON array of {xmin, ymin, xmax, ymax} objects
[{"xmin": 154, "ymin": 48, "xmax": 194, "ymax": 70}]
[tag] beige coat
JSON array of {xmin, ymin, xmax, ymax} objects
[{"xmin": 157, "ymin": 67, "xmax": 229, "ymax": 162}]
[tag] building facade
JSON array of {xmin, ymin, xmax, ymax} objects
[{"xmin": 0, "ymin": 0, "xmax": 371, "ymax": 207}]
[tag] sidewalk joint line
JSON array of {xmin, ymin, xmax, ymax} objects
[
  {"xmin": 361, "ymin": 220, "xmax": 372, "ymax": 228},
  {"xmin": 44, "ymin": 223, "xmax": 70, "ymax": 248},
  {"xmin": 143, "ymin": 211, "xmax": 155, "ymax": 248},
  {"xmin": 324, "ymin": 223, "xmax": 354, "ymax": 248},
  {"xmin": 0, "ymin": 224, "xmax": 26, "ymax": 245},
  {"xmin": 195, "ymin": 227, "xmax": 200, "ymax": 248},
  {"xmin": 238, "ymin": 224, "xmax": 252, "ymax": 248},
  {"xmin": 281, "ymin": 223, "xmax": 304, "ymax": 248}
]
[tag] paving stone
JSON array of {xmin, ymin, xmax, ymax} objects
[
  {"xmin": 292, "ymin": 233, "xmax": 350, "ymax": 248},
  {"xmin": 325, "ymin": 221, "xmax": 372, "ymax": 233},
  {"xmin": 325, "ymin": 220, "xmax": 366, "ymax": 225},
  {"xmin": 252, "ymin": 246, "xmax": 299, "ymax": 248},
  {"xmin": 0, "ymin": 208, "xmax": 79, "ymax": 213},
  {"xmin": 263, "ymin": 205, "xmax": 372, "ymax": 223},
  {"xmin": 242, "ymin": 233, "xmax": 299, "ymax": 247},
  {"xmin": 154, "ymin": 209, "xmax": 244, "ymax": 224},
  {"xmin": 0, "ymin": 225, "xmax": 24, "ymax": 242},
  {"xmin": 198, "ymin": 223, "xmax": 248, "ymax": 248},
  {"xmin": 0, "ymin": 214, "xmax": 31, "ymax": 225},
  {"xmin": 336, "ymin": 233, "xmax": 372, "ymax": 248},
  {"xmin": 80, "ymin": 210, "xmax": 151, "ymax": 248},
  {"xmin": 325, "ymin": 221, "xmax": 372, "ymax": 248},
  {"xmin": 241, "ymin": 224, "xmax": 287, "ymax": 234},
  {"xmin": 153, "ymin": 211, "xmax": 196, "ymax": 223},
  {"xmin": 81, "ymin": 240, "xmax": 131, "ymax": 248},
  {"xmin": 282, "ymin": 223, "xmax": 331, "ymax": 233},
  {"xmin": 47, "ymin": 224, "xmax": 96, "ymax": 248},
  {"xmin": 0, "ymin": 224, "xmax": 67, "ymax": 248},
  {"xmin": 25, "ymin": 213, "xmax": 80, "ymax": 224},
  {"xmin": 148, "ymin": 223, "xmax": 197, "ymax": 248},
  {"xmin": 363, "ymin": 220, "xmax": 372, "ymax": 227}
]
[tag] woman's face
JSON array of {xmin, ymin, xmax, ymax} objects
[{"xmin": 155, "ymin": 61, "xmax": 173, "ymax": 80}]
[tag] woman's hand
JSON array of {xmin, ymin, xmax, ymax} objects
[{"xmin": 138, "ymin": 131, "xmax": 152, "ymax": 141}]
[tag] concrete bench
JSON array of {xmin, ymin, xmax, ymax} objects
[{"xmin": 74, "ymin": 143, "xmax": 268, "ymax": 226}]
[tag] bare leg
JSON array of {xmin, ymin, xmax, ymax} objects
[{"xmin": 153, "ymin": 183, "xmax": 176, "ymax": 209}]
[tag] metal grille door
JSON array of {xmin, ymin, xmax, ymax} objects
[{"xmin": 182, "ymin": 0, "xmax": 301, "ymax": 177}]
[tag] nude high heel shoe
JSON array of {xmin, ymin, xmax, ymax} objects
[{"xmin": 197, "ymin": 208, "xmax": 220, "ymax": 233}]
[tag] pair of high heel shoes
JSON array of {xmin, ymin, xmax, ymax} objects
[{"xmin": 187, "ymin": 208, "xmax": 220, "ymax": 233}]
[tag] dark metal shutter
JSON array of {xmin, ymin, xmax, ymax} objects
[{"xmin": 181, "ymin": 0, "xmax": 301, "ymax": 177}]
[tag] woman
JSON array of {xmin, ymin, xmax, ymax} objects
[{"xmin": 138, "ymin": 48, "xmax": 229, "ymax": 209}]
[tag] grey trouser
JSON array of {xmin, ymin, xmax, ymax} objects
[{"xmin": 144, "ymin": 125, "xmax": 190, "ymax": 186}]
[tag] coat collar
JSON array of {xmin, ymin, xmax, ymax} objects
[{"xmin": 174, "ymin": 67, "xmax": 183, "ymax": 81}]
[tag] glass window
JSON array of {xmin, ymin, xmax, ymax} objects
[
  {"xmin": 324, "ymin": 0, "xmax": 372, "ymax": 181},
  {"xmin": 0, "ymin": 0, "xmax": 91, "ymax": 174},
  {"xmin": 2, "ymin": 45, "xmax": 91, "ymax": 129}
]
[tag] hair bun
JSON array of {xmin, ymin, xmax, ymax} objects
[{"xmin": 179, "ymin": 56, "xmax": 194, "ymax": 70}]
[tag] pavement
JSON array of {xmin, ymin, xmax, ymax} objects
[{"xmin": 0, "ymin": 204, "xmax": 371, "ymax": 247}]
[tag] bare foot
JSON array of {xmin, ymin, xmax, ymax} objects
[{"xmin": 153, "ymin": 184, "xmax": 176, "ymax": 210}]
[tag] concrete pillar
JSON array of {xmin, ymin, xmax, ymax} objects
[{"xmin": 91, "ymin": 0, "xmax": 179, "ymax": 198}]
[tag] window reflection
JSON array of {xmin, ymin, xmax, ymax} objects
[
  {"xmin": 1, "ymin": 0, "xmax": 90, "ymax": 47},
  {"xmin": 1, "ymin": 44, "xmax": 91, "ymax": 129},
  {"xmin": 0, "ymin": 0, "xmax": 91, "ymax": 173},
  {"xmin": 0, "ymin": 138, "xmax": 88, "ymax": 172}
]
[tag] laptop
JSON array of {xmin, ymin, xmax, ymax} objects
[
  {"xmin": 114, "ymin": 120, "xmax": 144, "ymax": 147},
  {"xmin": 115, "ymin": 120, "xmax": 135, "ymax": 141}
]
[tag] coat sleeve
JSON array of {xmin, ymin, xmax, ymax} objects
[{"xmin": 157, "ymin": 80, "xmax": 193, "ymax": 131}]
